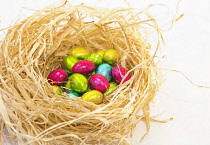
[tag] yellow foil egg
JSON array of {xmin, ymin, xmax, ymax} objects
[
  {"xmin": 81, "ymin": 90, "xmax": 103, "ymax": 104},
  {"xmin": 52, "ymin": 86, "xmax": 63, "ymax": 95},
  {"xmin": 104, "ymin": 82, "xmax": 118, "ymax": 96},
  {"xmin": 96, "ymin": 49, "xmax": 106, "ymax": 57},
  {"xmin": 103, "ymin": 49, "xmax": 118, "ymax": 65},
  {"xmin": 69, "ymin": 47, "xmax": 90, "ymax": 59}
]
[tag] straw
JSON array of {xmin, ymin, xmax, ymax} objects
[{"xmin": 0, "ymin": 2, "xmax": 162, "ymax": 144}]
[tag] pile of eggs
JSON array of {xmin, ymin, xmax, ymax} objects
[{"xmin": 47, "ymin": 47, "xmax": 131, "ymax": 104}]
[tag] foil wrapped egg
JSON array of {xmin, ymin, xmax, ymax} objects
[
  {"xmin": 104, "ymin": 82, "xmax": 118, "ymax": 96},
  {"xmin": 96, "ymin": 63, "xmax": 113, "ymax": 81},
  {"xmin": 64, "ymin": 81, "xmax": 71, "ymax": 91},
  {"xmin": 96, "ymin": 49, "xmax": 106, "ymax": 57},
  {"xmin": 63, "ymin": 66, "xmax": 71, "ymax": 74},
  {"xmin": 89, "ymin": 74, "xmax": 110, "ymax": 92},
  {"xmin": 112, "ymin": 66, "xmax": 131, "ymax": 84},
  {"xmin": 47, "ymin": 69, "xmax": 68, "ymax": 85},
  {"xmin": 69, "ymin": 47, "xmax": 90, "ymax": 59},
  {"xmin": 66, "ymin": 90, "xmax": 79, "ymax": 99},
  {"xmin": 69, "ymin": 73, "xmax": 88, "ymax": 93},
  {"xmin": 103, "ymin": 49, "xmax": 118, "ymax": 65},
  {"xmin": 85, "ymin": 53, "xmax": 103, "ymax": 66},
  {"xmin": 52, "ymin": 85, "xmax": 63, "ymax": 95},
  {"xmin": 62, "ymin": 55, "xmax": 78, "ymax": 74},
  {"xmin": 81, "ymin": 90, "xmax": 103, "ymax": 104},
  {"xmin": 72, "ymin": 60, "xmax": 95, "ymax": 76}
]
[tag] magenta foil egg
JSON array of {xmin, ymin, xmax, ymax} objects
[
  {"xmin": 47, "ymin": 69, "xmax": 68, "ymax": 85},
  {"xmin": 72, "ymin": 60, "xmax": 95, "ymax": 76},
  {"xmin": 112, "ymin": 66, "xmax": 131, "ymax": 84},
  {"xmin": 89, "ymin": 74, "xmax": 110, "ymax": 92}
]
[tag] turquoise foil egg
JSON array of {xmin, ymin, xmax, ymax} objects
[
  {"xmin": 96, "ymin": 63, "xmax": 113, "ymax": 81},
  {"xmin": 67, "ymin": 90, "xmax": 79, "ymax": 99}
]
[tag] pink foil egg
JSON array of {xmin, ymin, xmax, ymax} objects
[
  {"xmin": 72, "ymin": 60, "xmax": 95, "ymax": 76},
  {"xmin": 112, "ymin": 66, "xmax": 131, "ymax": 84},
  {"xmin": 89, "ymin": 74, "xmax": 110, "ymax": 92},
  {"xmin": 47, "ymin": 69, "xmax": 68, "ymax": 85}
]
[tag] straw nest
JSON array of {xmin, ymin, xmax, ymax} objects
[{"xmin": 0, "ymin": 2, "xmax": 162, "ymax": 145}]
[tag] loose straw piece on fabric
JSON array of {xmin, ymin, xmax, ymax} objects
[{"xmin": 0, "ymin": 2, "xmax": 162, "ymax": 145}]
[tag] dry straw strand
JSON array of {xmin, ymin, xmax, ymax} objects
[{"xmin": 0, "ymin": 2, "xmax": 163, "ymax": 145}]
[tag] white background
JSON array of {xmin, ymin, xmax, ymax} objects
[{"xmin": 1, "ymin": 0, "xmax": 210, "ymax": 145}]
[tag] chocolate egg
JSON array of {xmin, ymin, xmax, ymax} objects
[
  {"xmin": 96, "ymin": 49, "xmax": 106, "ymax": 57},
  {"xmin": 85, "ymin": 53, "xmax": 103, "ymax": 66},
  {"xmin": 72, "ymin": 60, "xmax": 95, "ymax": 76},
  {"xmin": 69, "ymin": 47, "xmax": 90, "ymax": 59},
  {"xmin": 81, "ymin": 90, "xmax": 103, "ymax": 104},
  {"xmin": 89, "ymin": 74, "xmax": 110, "ymax": 92},
  {"xmin": 96, "ymin": 63, "xmax": 113, "ymax": 81},
  {"xmin": 52, "ymin": 85, "xmax": 63, "ymax": 95},
  {"xmin": 47, "ymin": 69, "xmax": 68, "ymax": 85},
  {"xmin": 64, "ymin": 81, "xmax": 71, "ymax": 91},
  {"xmin": 63, "ymin": 66, "xmax": 72, "ymax": 74},
  {"xmin": 104, "ymin": 82, "xmax": 118, "ymax": 96},
  {"xmin": 63, "ymin": 55, "xmax": 78, "ymax": 74},
  {"xmin": 112, "ymin": 66, "xmax": 131, "ymax": 84},
  {"xmin": 66, "ymin": 90, "xmax": 79, "ymax": 99},
  {"xmin": 69, "ymin": 73, "xmax": 88, "ymax": 93},
  {"xmin": 103, "ymin": 49, "xmax": 118, "ymax": 65}
]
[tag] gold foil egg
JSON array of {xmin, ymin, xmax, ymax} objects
[
  {"xmin": 52, "ymin": 86, "xmax": 63, "ymax": 95},
  {"xmin": 81, "ymin": 90, "xmax": 103, "ymax": 104},
  {"xmin": 96, "ymin": 49, "xmax": 106, "ymax": 57},
  {"xmin": 69, "ymin": 47, "xmax": 90, "ymax": 59},
  {"xmin": 103, "ymin": 49, "xmax": 118, "ymax": 65}
]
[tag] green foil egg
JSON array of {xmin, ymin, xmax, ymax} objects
[
  {"xmin": 52, "ymin": 85, "xmax": 63, "ymax": 95},
  {"xmin": 103, "ymin": 49, "xmax": 118, "ymax": 65},
  {"xmin": 64, "ymin": 81, "xmax": 71, "ymax": 91},
  {"xmin": 69, "ymin": 73, "xmax": 88, "ymax": 93},
  {"xmin": 104, "ymin": 82, "xmax": 118, "ymax": 96},
  {"xmin": 85, "ymin": 53, "xmax": 103, "ymax": 66},
  {"xmin": 81, "ymin": 90, "xmax": 103, "ymax": 104},
  {"xmin": 63, "ymin": 66, "xmax": 72, "ymax": 74},
  {"xmin": 67, "ymin": 90, "xmax": 79, "ymax": 99},
  {"xmin": 69, "ymin": 47, "xmax": 90, "ymax": 59},
  {"xmin": 63, "ymin": 55, "xmax": 78, "ymax": 74}
]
